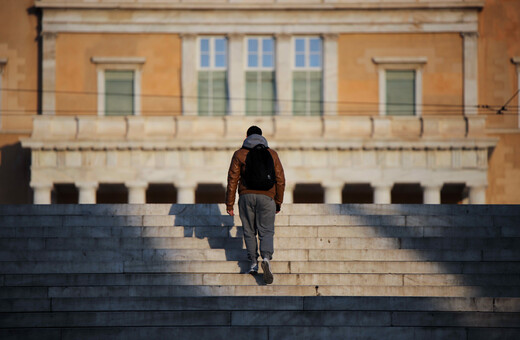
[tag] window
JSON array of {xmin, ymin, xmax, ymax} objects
[
  {"xmin": 105, "ymin": 70, "xmax": 134, "ymax": 116},
  {"xmin": 246, "ymin": 37, "xmax": 275, "ymax": 116},
  {"xmin": 372, "ymin": 57, "xmax": 426, "ymax": 116},
  {"xmin": 198, "ymin": 37, "xmax": 228, "ymax": 116},
  {"xmin": 91, "ymin": 57, "xmax": 145, "ymax": 116},
  {"xmin": 386, "ymin": 70, "xmax": 415, "ymax": 116},
  {"xmin": 293, "ymin": 37, "xmax": 322, "ymax": 116}
]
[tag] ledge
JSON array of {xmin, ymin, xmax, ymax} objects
[
  {"xmin": 35, "ymin": 1, "xmax": 485, "ymax": 10},
  {"xmin": 20, "ymin": 115, "xmax": 498, "ymax": 151},
  {"xmin": 91, "ymin": 57, "xmax": 146, "ymax": 65}
]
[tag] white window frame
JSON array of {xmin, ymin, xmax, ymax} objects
[
  {"xmin": 512, "ymin": 57, "xmax": 520, "ymax": 129},
  {"xmin": 292, "ymin": 37, "xmax": 323, "ymax": 116},
  {"xmin": 197, "ymin": 36, "xmax": 228, "ymax": 116},
  {"xmin": 245, "ymin": 37, "xmax": 275, "ymax": 115},
  {"xmin": 245, "ymin": 36, "xmax": 275, "ymax": 71},
  {"xmin": 198, "ymin": 36, "xmax": 228, "ymax": 71},
  {"xmin": 0, "ymin": 58, "xmax": 6, "ymax": 129},
  {"xmin": 372, "ymin": 57, "xmax": 427, "ymax": 117},
  {"xmin": 91, "ymin": 57, "xmax": 145, "ymax": 116}
]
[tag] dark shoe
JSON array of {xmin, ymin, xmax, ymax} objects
[
  {"xmin": 248, "ymin": 261, "xmax": 258, "ymax": 274},
  {"xmin": 262, "ymin": 258, "xmax": 273, "ymax": 284}
]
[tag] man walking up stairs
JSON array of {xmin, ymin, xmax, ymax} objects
[{"xmin": 0, "ymin": 203, "xmax": 519, "ymax": 339}]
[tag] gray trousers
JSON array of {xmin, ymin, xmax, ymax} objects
[{"xmin": 238, "ymin": 194, "xmax": 276, "ymax": 262}]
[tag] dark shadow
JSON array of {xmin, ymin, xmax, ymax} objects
[
  {"xmin": 0, "ymin": 143, "xmax": 32, "ymax": 204},
  {"xmin": 441, "ymin": 183, "xmax": 468, "ymax": 204},
  {"xmin": 96, "ymin": 184, "xmax": 128, "ymax": 203},
  {"xmin": 342, "ymin": 183, "xmax": 373, "ymax": 203},
  {"xmin": 52, "ymin": 183, "xmax": 79, "ymax": 204},
  {"xmin": 391, "ymin": 183, "xmax": 423, "ymax": 204},
  {"xmin": 195, "ymin": 184, "xmax": 226, "ymax": 203},
  {"xmin": 146, "ymin": 184, "xmax": 177, "ymax": 203},
  {"xmin": 294, "ymin": 183, "xmax": 324, "ymax": 203}
]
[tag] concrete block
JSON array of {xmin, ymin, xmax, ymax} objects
[
  {"xmin": 61, "ymin": 327, "xmax": 267, "ymax": 340},
  {"xmin": 232, "ymin": 311, "xmax": 391, "ymax": 326},
  {"xmin": 0, "ymin": 329, "xmax": 61, "ymax": 340},
  {"xmin": 0, "ymin": 298, "xmax": 51, "ymax": 312},
  {"xmin": 404, "ymin": 274, "xmax": 520, "ymax": 287},
  {"xmin": 466, "ymin": 328, "xmax": 520, "ymax": 340},
  {"xmin": 63, "ymin": 216, "xmax": 143, "ymax": 227},
  {"xmin": 303, "ymin": 297, "xmax": 493, "ymax": 312},
  {"xmin": 0, "ymin": 216, "xmax": 62, "ymax": 227},
  {"xmin": 406, "ymin": 215, "xmax": 492, "ymax": 227},
  {"xmin": 392, "ymin": 311, "xmax": 520, "ymax": 327},
  {"xmin": 494, "ymin": 298, "xmax": 520, "ymax": 312},
  {"xmin": 0, "ymin": 261, "xmax": 123, "ymax": 274},
  {"xmin": 317, "ymin": 226, "xmax": 423, "ymax": 238},
  {"xmin": 288, "ymin": 261, "xmax": 463, "ymax": 274},
  {"xmin": 268, "ymin": 326, "xmax": 466, "ymax": 340},
  {"xmin": 0, "ymin": 311, "xmax": 231, "ymax": 328},
  {"xmin": 308, "ymin": 249, "xmax": 481, "ymax": 262}
]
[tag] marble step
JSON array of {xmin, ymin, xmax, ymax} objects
[{"xmin": 2, "ymin": 237, "xmax": 518, "ymax": 251}]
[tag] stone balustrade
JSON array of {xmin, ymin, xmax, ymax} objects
[{"xmin": 27, "ymin": 115, "xmax": 489, "ymax": 149}]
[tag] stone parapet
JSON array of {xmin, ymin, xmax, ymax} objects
[{"xmin": 22, "ymin": 115, "xmax": 496, "ymax": 151}]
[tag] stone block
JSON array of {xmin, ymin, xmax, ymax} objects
[
  {"xmin": 0, "ymin": 261, "xmax": 123, "ymax": 274},
  {"xmin": 268, "ymin": 326, "xmax": 466, "ymax": 340},
  {"xmin": 0, "ymin": 298, "xmax": 51, "ymax": 312},
  {"xmin": 0, "ymin": 250, "xmax": 141, "ymax": 262},
  {"xmin": 392, "ymin": 311, "xmax": 520, "ymax": 328},
  {"xmin": 493, "ymin": 298, "xmax": 520, "ymax": 312},
  {"xmin": 462, "ymin": 262, "xmax": 520, "ymax": 274},
  {"xmin": 65, "ymin": 151, "xmax": 82, "ymax": 167},
  {"xmin": 0, "ymin": 287, "xmax": 48, "ymax": 298},
  {"xmin": 466, "ymin": 328, "xmax": 520, "ymax": 340},
  {"xmin": 406, "ymin": 215, "xmax": 492, "ymax": 227},
  {"xmin": 0, "ymin": 238, "xmax": 45, "ymax": 250},
  {"xmin": 483, "ymin": 250, "xmax": 520, "ymax": 261},
  {"xmin": 495, "ymin": 216, "xmax": 520, "ymax": 228},
  {"xmin": 288, "ymin": 261, "xmax": 463, "ymax": 274},
  {"xmin": 231, "ymin": 311, "xmax": 391, "ymax": 326},
  {"xmin": 303, "ymin": 297, "xmax": 493, "ymax": 312},
  {"xmin": 38, "ymin": 151, "xmax": 57, "ymax": 167},
  {"xmin": 423, "ymin": 226, "xmax": 499, "ymax": 237},
  {"xmin": 308, "ymin": 249, "xmax": 481, "ymax": 262},
  {"xmin": 0, "ymin": 216, "xmax": 62, "ymax": 227},
  {"xmin": 0, "ymin": 311, "xmax": 231, "ymax": 328},
  {"xmin": 0, "ymin": 329, "xmax": 61, "ymax": 340},
  {"xmin": 63, "ymin": 216, "xmax": 143, "ymax": 227},
  {"xmin": 403, "ymin": 274, "xmax": 520, "ymax": 287}
]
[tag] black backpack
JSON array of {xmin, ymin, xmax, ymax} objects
[{"xmin": 243, "ymin": 144, "xmax": 276, "ymax": 191}]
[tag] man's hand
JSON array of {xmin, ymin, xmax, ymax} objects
[{"xmin": 227, "ymin": 209, "xmax": 234, "ymax": 216}]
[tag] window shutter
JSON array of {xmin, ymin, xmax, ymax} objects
[
  {"xmin": 309, "ymin": 71, "xmax": 322, "ymax": 116},
  {"xmin": 293, "ymin": 71, "xmax": 307, "ymax": 116},
  {"xmin": 246, "ymin": 71, "xmax": 259, "ymax": 116},
  {"xmin": 261, "ymin": 71, "xmax": 275, "ymax": 116},
  {"xmin": 198, "ymin": 71, "xmax": 210, "ymax": 116},
  {"xmin": 386, "ymin": 70, "xmax": 415, "ymax": 116},
  {"xmin": 105, "ymin": 70, "xmax": 134, "ymax": 116},
  {"xmin": 212, "ymin": 71, "xmax": 227, "ymax": 116}
]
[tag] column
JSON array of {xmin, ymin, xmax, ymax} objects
[
  {"xmin": 284, "ymin": 183, "xmax": 295, "ymax": 204},
  {"xmin": 275, "ymin": 33, "xmax": 292, "ymax": 116},
  {"xmin": 323, "ymin": 182, "xmax": 342, "ymax": 204},
  {"xmin": 469, "ymin": 185, "xmax": 486, "ymax": 204},
  {"xmin": 177, "ymin": 184, "xmax": 196, "ymax": 203},
  {"xmin": 77, "ymin": 182, "xmax": 98, "ymax": 204},
  {"xmin": 127, "ymin": 181, "xmax": 148, "ymax": 204},
  {"xmin": 42, "ymin": 32, "xmax": 57, "ymax": 115},
  {"xmin": 228, "ymin": 33, "xmax": 245, "ymax": 116},
  {"xmin": 422, "ymin": 183, "xmax": 442, "ymax": 204},
  {"xmin": 31, "ymin": 182, "xmax": 52, "ymax": 204},
  {"xmin": 462, "ymin": 32, "xmax": 478, "ymax": 115},
  {"xmin": 372, "ymin": 182, "xmax": 392, "ymax": 204},
  {"xmin": 181, "ymin": 33, "xmax": 198, "ymax": 116},
  {"xmin": 323, "ymin": 34, "xmax": 338, "ymax": 116}
]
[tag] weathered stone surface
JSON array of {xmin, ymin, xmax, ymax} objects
[{"xmin": 232, "ymin": 311, "xmax": 391, "ymax": 326}]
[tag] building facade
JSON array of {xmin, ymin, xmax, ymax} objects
[{"xmin": 1, "ymin": 0, "xmax": 519, "ymax": 204}]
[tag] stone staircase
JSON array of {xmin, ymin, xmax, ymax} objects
[{"xmin": 0, "ymin": 204, "xmax": 519, "ymax": 339}]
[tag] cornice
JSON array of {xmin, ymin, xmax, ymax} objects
[{"xmin": 34, "ymin": 1, "xmax": 485, "ymax": 11}]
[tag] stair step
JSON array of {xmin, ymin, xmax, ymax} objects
[
  {"xmin": 2, "ymin": 237, "xmax": 518, "ymax": 250},
  {"xmin": 5, "ymin": 273, "xmax": 520, "ymax": 287}
]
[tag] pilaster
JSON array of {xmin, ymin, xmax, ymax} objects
[
  {"xmin": 323, "ymin": 34, "xmax": 338, "ymax": 116},
  {"xmin": 275, "ymin": 34, "xmax": 292, "ymax": 116},
  {"xmin": 42, "ymin": 32, "xmax": 57, "ymax": 115},
  {"xmin": 181, "ymin": 33, "xmax": 198, "ymax": 116},
  {"xmin": 462, "ymin": 32, "xmax": 478, "ymax": 115},
  {"xmin": 228, "ymin": 33, "xmax": 245, "ymax": 116}
]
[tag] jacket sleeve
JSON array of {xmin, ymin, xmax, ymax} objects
[
  {"xmin": 226, "ymin": 151, "xmax": 241, "ymax": 210},
  {"xmin": 272, "ymin": 150, "xmax": 286, "ymax": 206}
]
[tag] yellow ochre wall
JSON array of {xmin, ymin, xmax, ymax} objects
[
  {"xmin": 55, "ymin": 33, "xmax": 182, "ymax": 116},
  {"xmin": 337, "ymin": 33, "xmax": 463, "ymax": 116},
  {"xmin": 481, "ymin": 0, "xmax": 520, "ymax": 204}
]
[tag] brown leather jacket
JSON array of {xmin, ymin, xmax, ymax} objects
[{"xmin": 226, "ymin": 144, "xmax": 285, "ymax": 211}]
